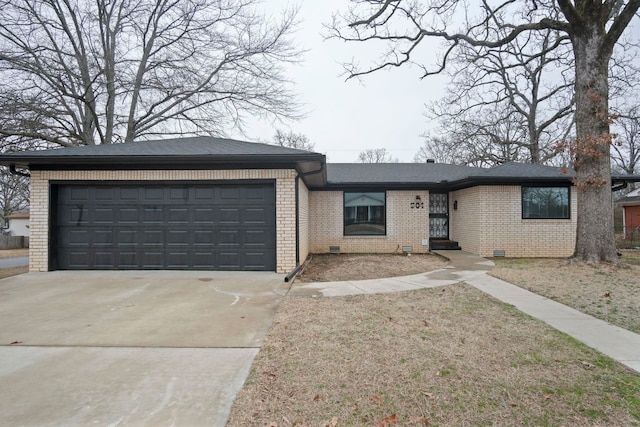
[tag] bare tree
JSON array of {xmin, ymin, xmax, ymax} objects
[
  {"xmin": 418, "ymin": 105, "xmax": 546, "ymax": 167},
  {"xmin": 273, "ymin": 129, "xmax": 315, "ymax": 151},
  {"xmin": 357, "ymin": 148, "xmax": 397, "ymax": 163},
  {"xmin": 0, "ymin": 0, "xmax": 302, "ymax": 147},
  {"xmin": 425, "ymin": 30, "xmax": 575, "ymax": 166},
  {"xmin": 330, "ymin": 0, "xmax": 640, "ymax": 263},
  {"xmin": 0, "ymin": 167, "xmax": 29, "ymax": 226},
  {"xmin": 611, "ymin": 106, "xmax": 640, "ymax": 175}
]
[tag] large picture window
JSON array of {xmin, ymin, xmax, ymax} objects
[
  {"xmin": 344, "ymin": 192, "xmax": 386, "ymax": 235},
  {"xmin": 522, "ymin": 187, "xmax": 570, "ymax": 219}
]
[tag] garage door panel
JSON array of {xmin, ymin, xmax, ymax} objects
[
  {"xmin": 94, "ymin": 208, "xmax": 116, "ymax": 224},
  {"xmin": 94, "ymin": 252, "xmax": 114, "ymax": 268},
  {"xmin": 144, "ymin": 187, "xmax": 164, "ymax": 201},
  {"xmin": 166, "ymin": 252, "xmax": 190, "ymax": 268},
  {"xmin": 168, "ymin": 208, "xmax": 190, "ymax": 224},
  {"xmin": 167, "ymin": 230, "xmax": 189, "ymax": 246},
  {"xmin": 58, "ymin": 229, "xmax": 91, "ymax": 247},
  {"xmin": 219, "ymin": 187, "xmax": 240, "ymax": 201},
  {"xmin": 119, "ymin": 187, "xmax": 139, "ymax": 201},
  {"xmin": 54, "ymin": 183, "xmax": 276, "ymax": 271},
  {"xmin": 94, "ymin": 230, "xmax": 114, "ymax": 246},
  {"xmin": 219, "ymin": 230, "xmax": 239, "ymax": 246},
  {"xmin": 94, "ymin": 187, "xmax": 114, "ymax": 201},
  {"xmin": 194, "ymin": 208, "xmax": 214, "ymax": 223},
  {"xmin": 245, "ymin": 186, "xmax": 269, "ymax": 201},
  {"xmin": 142, "ymin": 207, "xmax": 164, "ymax": 223},
  {"xmin": 244, "ymin": 208, "xmax": 267, "ymax": 224},
  {"xmin": 245, "ymin": 230, "xmax": 268, "ymax": 246},
  {"xmin": 68, "ymin": 187, "xmax": 89, "ymax": 201},
  {"xmin": 63, "ymin": 251, "xmax": 91, "ymax": 268},
  {"xmin": 244, "ymin": 252, "xmax": 271, "ymax": 269},
  {"xmin": 218, "ymin": 252, "xmax": 241, "ymax": 269},
  {"xmin": 169, "ymin": 187, "xmax": 188, "ymax": 201},
  {"xmin": 118, "ymin": 207, "xmax": 140, "ymax": 224},
  {"xmin": 218, "ymin": 208, "xmax": 240, "ymax": 224},
  {"xmin": 193, "ymin": 230, "xmax": 215, "ymax": 246},
  {"xmin": 140, "ymin": 229, "xmax": 163, "ymax": 246},
  {"xmin": 194, "ymin": 187, "xmax": 215, "ymax": 200},
  {"xmin": 118, "ymin": 229, "xmax": 139, "ymax": 246},
  {"xmin": 139, "ymin": 251, "xmax": 163, "ymax": 268}
]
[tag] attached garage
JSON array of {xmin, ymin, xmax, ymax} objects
[
  {"xmin": 0, "ymin": 137, "xmax": 326, "ymax": 273},
  {"xmin": 52, "ymin": 182, "xmax": 276, "ymax": 271}
]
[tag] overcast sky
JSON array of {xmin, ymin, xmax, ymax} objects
[{"xmin": 230, "ymin": 0, "xmax": 448, "ymax": 163}]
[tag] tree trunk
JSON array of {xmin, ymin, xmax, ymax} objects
[{"xmin": 572, "ymin": 26, "xmax": 618, "ymax": 263}]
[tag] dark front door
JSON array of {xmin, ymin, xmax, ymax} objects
[
  {"xmin": 52, "ymin": 182, "xmax": 276, "ymax": 271},
  {"xmin": 429, "ymin": 193, "xmax": 449, "ymax": 239}
]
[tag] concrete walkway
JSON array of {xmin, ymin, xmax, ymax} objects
[{"xmin": 291, "ymin": 250, "xmax": 640, "ymax": 373}]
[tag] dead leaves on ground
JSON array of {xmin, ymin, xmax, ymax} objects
[{"xmin": 266, "ymin": 413, "xmax": 429, "ymax": 427}]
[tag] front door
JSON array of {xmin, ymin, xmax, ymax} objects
[{"xmin": 429, "ymin": 193, "xmax": 449, "ymax": 239}]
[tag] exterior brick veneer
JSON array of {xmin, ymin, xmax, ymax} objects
[
  {"xmin": 298, "ymin": 182, "xmax": 310, "ymax": 263},
  {"xmin": 449, "ymin": 185, "xmax": 577, "ymax": 257},
  {"xmin": 308, "ymin": 190, "xmax": 430, "ymax": 254},
  {"xmin": 29, "ymin": 169, "xmax": 298, "ymax": 273}
]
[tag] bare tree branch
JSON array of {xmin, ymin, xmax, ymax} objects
[{"xmin": 0, "ymin": 0, "xmax": 303, "ymax": 147}]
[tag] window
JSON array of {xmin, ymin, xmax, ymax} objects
[
  {"xmin": 522, "ymin": 187, "xmax": 570, "ymax": 219},
  {"xmin": 344, "ymin": 192, "xmax": 386, "ymax": 235}
]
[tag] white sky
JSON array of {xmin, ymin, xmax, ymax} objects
[{"xmin": 230, "ymin": 0, "xmax": 448, "ymax": 163}]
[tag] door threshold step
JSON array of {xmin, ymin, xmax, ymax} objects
[{"xmin": 430, "ymin": 239, "xmax": 462, "ymax": 250}]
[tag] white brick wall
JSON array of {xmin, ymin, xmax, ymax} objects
[
  {"xmin": 449, "ymin": 185, "xmax": 577, "ymax": 257},
  {"xmin": 308, "ymin": 190, "xmax": 430, "ymax": 254},
  {"xmin": 298, "ymin": 181, "xmax": 310, "ymax": 263},
  {"xmin": 29, "ymin": 169, "xmax": 298, "ymax": 273}
]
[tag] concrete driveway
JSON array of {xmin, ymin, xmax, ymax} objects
[{"xmin": 0, "ymin": 270, "xmax": 289, "ymax": 426}]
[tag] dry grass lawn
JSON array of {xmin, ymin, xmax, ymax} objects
[
  {"xmin": 296, "ymin": 254, "xmax": 446, "ymax": 282},
  {"xmin": 491, "ymin": 251, "xmax": 640, "ymax": 334},
  {"xmin": 0, "ymin": 265, "xmax": 27, "ymax": 280},
  {"xmin": 228, "ymin": 284, "xmax": 640, "ymax": 426},
  {"xmin": 0, "ymin": 249, "xmax": 28, "ymax": 259}
]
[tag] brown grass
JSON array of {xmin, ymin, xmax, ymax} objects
[
  {"xmin": 296, "ymin": 254, "xmax": 446, "ymax": 282},
  {"xmin": 0, "ymin": 266, "xmax": 28, "ymax": 280},
  {"xmin": 0, "ymin": 249, "xmax": 28, "ymax": 259},
  {"xmin": 228, "ymin": 284, "xmax": 640, "ymax": 426},
  {"xmin": 491, "ymin": 251, "xmax": 640, "ymax": 334}
]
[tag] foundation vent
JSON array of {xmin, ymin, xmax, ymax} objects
[
  {"xmin": 493, "ymin": 250, "xmax": 506, "ymax": 257},
  {"xmin": 329, "ymin": 246, "xmax": 341, "ymax": 253}
]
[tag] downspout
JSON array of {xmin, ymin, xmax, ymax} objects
[{"xmin": 284, "ymin": 163, "xmax": 325, "ymax": 283}]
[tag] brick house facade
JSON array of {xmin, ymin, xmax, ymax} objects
[{"xmin": 1, "ymin": 137, "xmax": 621, "ymax": 274}]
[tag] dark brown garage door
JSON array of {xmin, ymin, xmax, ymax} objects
[{"xmin": 52, "ymin": 182, "xmax": 276, "ymax": 271}]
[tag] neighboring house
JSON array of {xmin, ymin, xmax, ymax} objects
[
  {"xmin": 4, "ymin": 210, "xmax": 30, "ymax": 237},
  {"xmin": 616, "ymin": 188, "xmax": 640, "ymax": 238},
  {"xmin": 0, "ymin": 137, "xmax": 636, "ymax": 274}
]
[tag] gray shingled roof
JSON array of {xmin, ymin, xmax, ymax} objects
[
  {"xmin": 326, "ymin": 162, "xmax": 574, "ymax": 187},
  {"xmin": 469, "ymin": 162, "xmax": 575, "ymax": 179},
  {"xmin": 0, "ymin": 136, "xmax": 320, "ymax": 159},
  {"xmin": 4, "ymin": 137, "xmax": 638, "ymax": 189},
  {"xmin": 326, "ymin": 163, "xmax": 481, "ymax": 185}
]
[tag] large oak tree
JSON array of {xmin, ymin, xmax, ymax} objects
[
  {"xmin": 0, "ymin": 0, "xmax": 301, "ymax": 147},
  {"xmin": 330, "ymin": 0, "xmax": 640, "ymax": 263}
]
